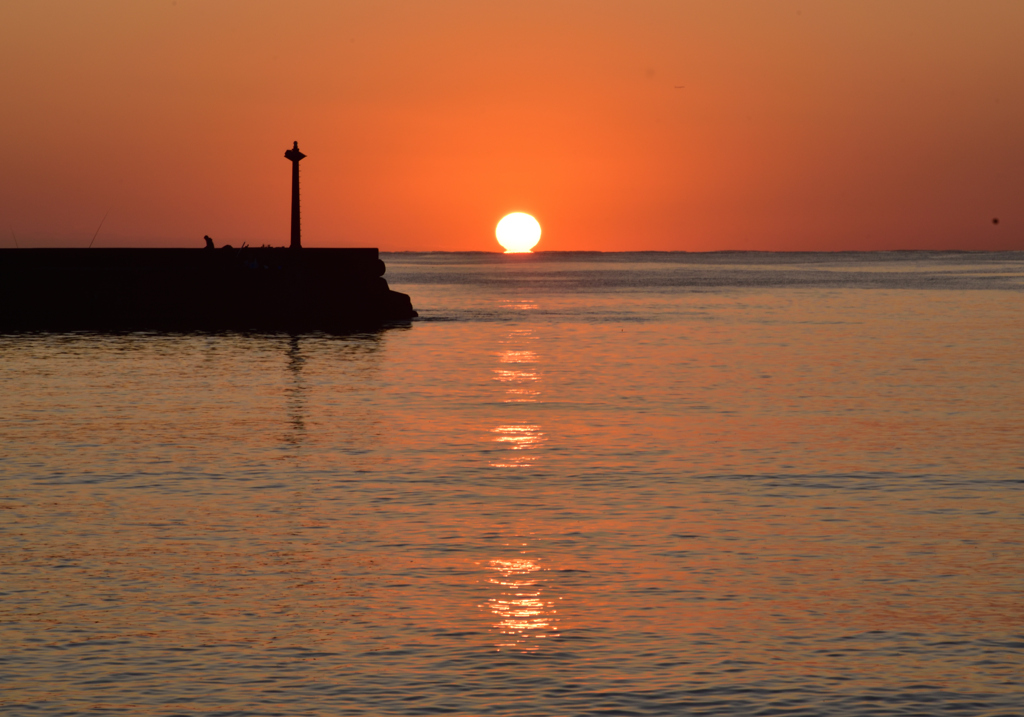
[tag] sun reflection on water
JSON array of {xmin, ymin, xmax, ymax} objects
[
  {"xmin": 498, "ymin": 299, "xmax": 539, "ymax": 311},
  {"xmin": 490, "ymin": 325, "xmax": 544, "ymax": 465},
  {"xmin": 499, "ymin": 350, "xmax": 537, "ymax": 363},
  {"xmin": 493, "ymin": 368, "xmax": 538, "ymax": 383},
  {"xmin": 489, "ymin": 424, "xmax": 545, "ymax": 467},
  {"xmin": 483, "ymin": 557, "xmax": 559, "ymax": 652},
  {"xmin": 501, "ymin": 386, "xmax": 540, "ymax": 402},
  {"xmin": 494, "ymin": 345, "xmax": 539, "ymax": 403}
]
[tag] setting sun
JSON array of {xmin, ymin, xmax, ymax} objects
[{"xmin": 496, "ymin": 213, "xmax": 541, "ymax": 253}]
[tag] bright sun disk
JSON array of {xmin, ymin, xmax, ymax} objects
[{"xmin": 496, "ymin": 213, "xmax": 541, "ymax": 253}]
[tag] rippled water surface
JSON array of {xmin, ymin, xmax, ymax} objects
[{"xmin": 2, "ymin": 252, "xmax": 1023, "ymax": 715}]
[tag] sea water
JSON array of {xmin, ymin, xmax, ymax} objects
[{"xmin": 1, "ymin": 251, "xmax": 1022, "ymax": 716}]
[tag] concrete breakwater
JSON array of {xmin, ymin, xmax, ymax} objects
[{"xmin": 0, "ymin": 247, "xmax": 417, "ymax": 332}]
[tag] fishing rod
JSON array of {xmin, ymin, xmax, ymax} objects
[{"xmin": 87, "ymin": 209, "xmax": 111, "ymax": 249}]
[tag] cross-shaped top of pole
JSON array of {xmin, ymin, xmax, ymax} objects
[{"xmin": 285, "ymin": 141, "xmax": 306, "ymax": 249}]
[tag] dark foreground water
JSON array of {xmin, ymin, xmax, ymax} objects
[{"xmin": 2, "ymin": 252, "xmax": 1022, "ymax": 716}]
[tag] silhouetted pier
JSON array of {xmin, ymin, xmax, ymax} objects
[
  {"xmin": 0, "ymin": 247, "xmax": 416, "ymax": 332},
  {"xmin": 0, "ymin": 142, "xmax": 417, "ymax": 332}
]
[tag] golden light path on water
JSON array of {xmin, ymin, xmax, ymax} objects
[
  {"xmin": 483, "ymin": 302, "xmax": 556, "ymax": 651},
  {"xmin": 484, "ymin": 557, "xmax": 559, "ymax": 652},
  {"xmin": 489, "ymin": 318, "xmax": 545, "ymax": 468}
]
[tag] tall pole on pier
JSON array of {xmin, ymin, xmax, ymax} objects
[{"xmin": 284, "ymin": 141, "xmax": 306, "ymax": 249}]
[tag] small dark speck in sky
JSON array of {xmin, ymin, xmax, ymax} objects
[{"xmin": 992, "ymin": 217, "xmax": 999, "ymax": 225}]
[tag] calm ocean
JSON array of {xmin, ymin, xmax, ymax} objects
[{"xmin": 2, "ymin": 251, "xmax": 1022, "ymax": 716}]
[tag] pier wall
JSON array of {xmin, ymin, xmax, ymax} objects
[{"xmin": 0, "ymin": 248, "xmax": 416, "ymax": 332}]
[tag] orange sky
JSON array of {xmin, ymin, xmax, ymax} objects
[{"xmin": 1, "ymin": 1, "xmax": 1021, "ymax": 251}]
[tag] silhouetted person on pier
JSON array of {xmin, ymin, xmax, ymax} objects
[{"xmin": 204, "ymin": 235, "xmax": 215, "ymax": 249}]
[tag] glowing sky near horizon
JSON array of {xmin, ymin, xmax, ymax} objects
[{"xmin": 0, "ymin": 1, "xmax": 1021, "ymax": 251}]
